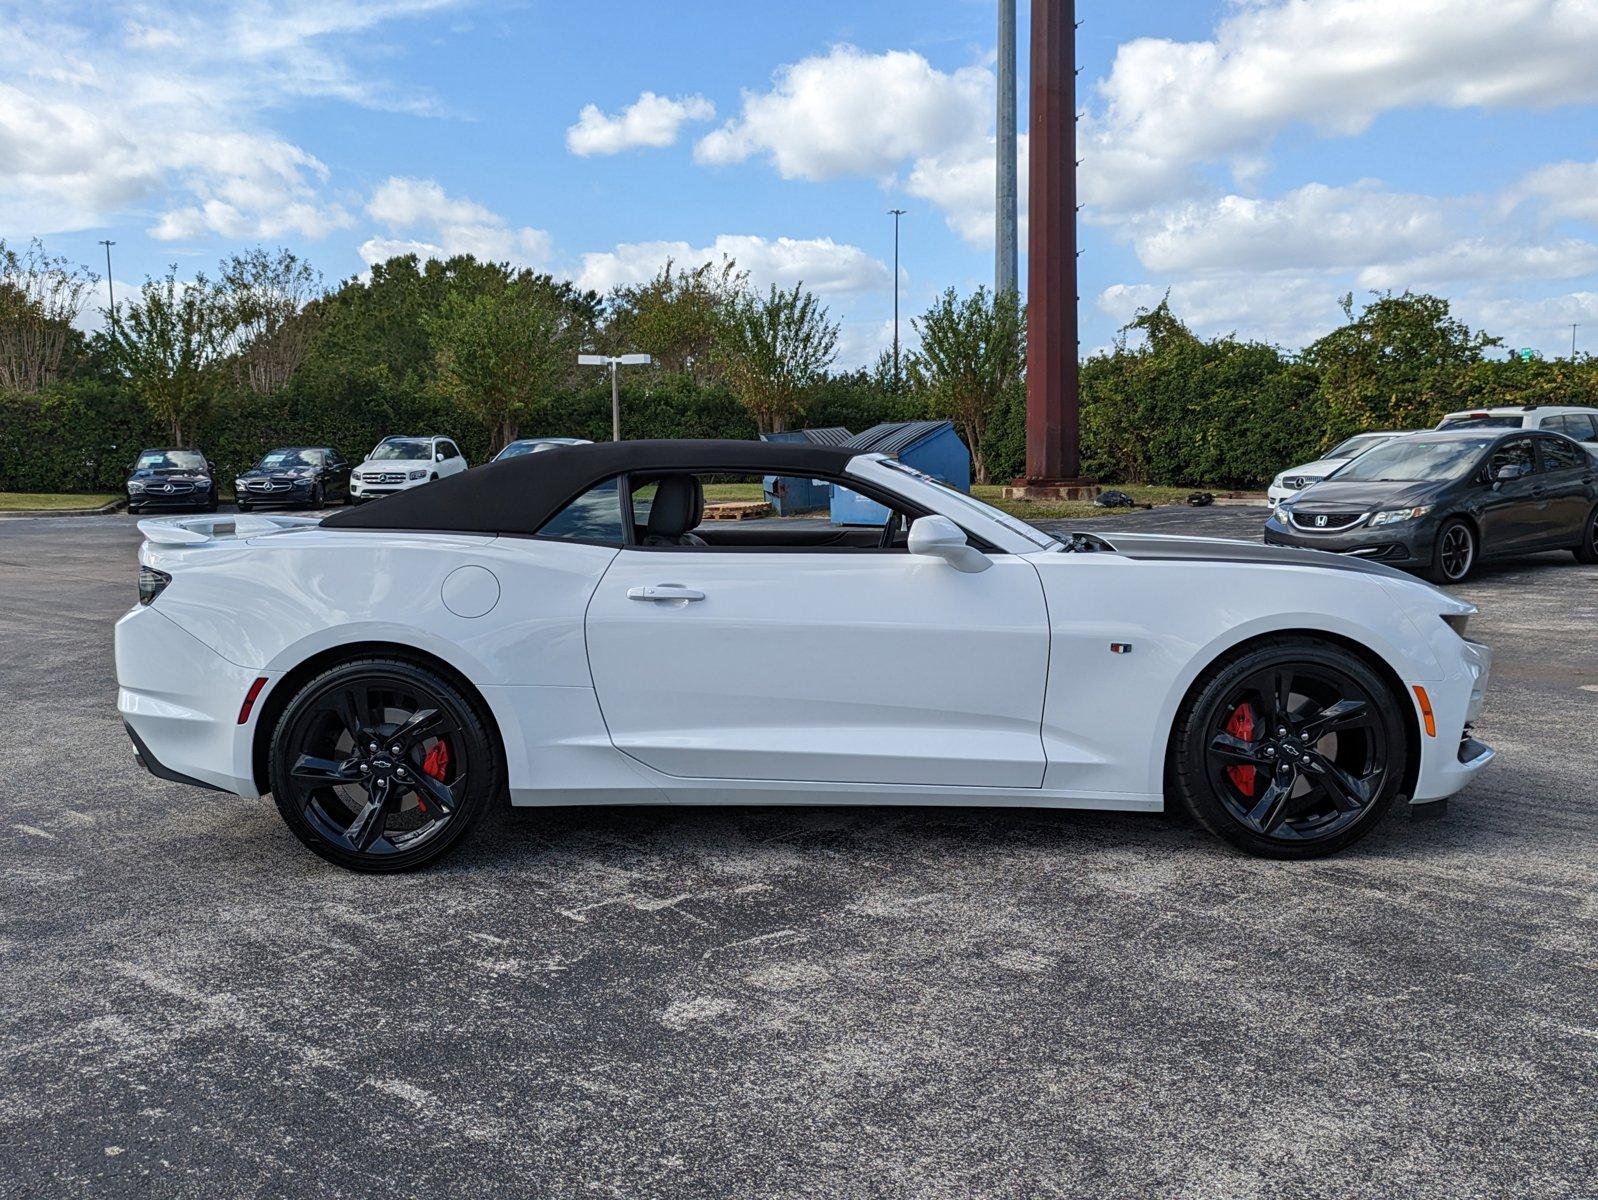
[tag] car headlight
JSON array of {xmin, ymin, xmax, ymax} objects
[
  {"xmin": 1272, "ymin": 474, "xmax": 1285, "ymax": 488},
  {"xmin": 234, "ymin": 479, "xmax": 247, "ymax": 490},
  {"xmin": 1369, "ymin": 505, "xmax": 1433, "ymax": 527},
  {"xmin": 292, "ymin": 476, "xmax": 311, "ymax": 486},
  {"xmin": 194, "ymin": 477, "xmax": 211, "ymax": 488},
  {"xmin": 408, "ymin": 470, "xmax": 428, "ymax": 481},
  {"xmin": 128, "ymin": 481, "xmax": 146, "ymax": 493}
]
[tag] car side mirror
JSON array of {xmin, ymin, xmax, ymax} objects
[
  {"xmin": 1492, "ymin": 463, "xmax": 1528, "ymax": 484},
  {"xmin": 907, "ymin": 515, "xmax": 991, "ymax": 574},
  {"xmin": 207, "ymin": 460, "xmax": 216, "ymax": 474},
  {"xmin": 435, "ymin": 451, "xmax": 446, "ymax": 461}
]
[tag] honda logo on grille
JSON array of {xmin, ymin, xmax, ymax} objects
[{"xmin": 1314, "ymin": 514, "xmax": 1328, "ymax": 527}]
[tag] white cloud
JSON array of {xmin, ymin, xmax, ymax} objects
[
  {"xmin": 576, "ymin": 234, "xmax": 889, "ymax": 297},
  {"xmin": 1097, "ymin": 277, "xmax": 1351, "ymax": 352},
  {"xmin": 566, "ymin": 92, "xmax": 715, "ymax": 156},
  {"xmin": 1508, "ymin": 159, "xmax": 1598, "ymax": 225},
  {"xmin": 1081, "ymin": 0, "xmax": 1598, "ymax": 212},
  {"xmin": 695, "ymin": 45, "xmax": 990, "ymax": 182},
  {"xmin": 906, "ymin": 134, "xmax": 1028, "ymax": 248},
  {"xmin": 359, "ymin": 177, "xmax": 551, "ymax": 266},
  {"xmin": 0, "ymin": 1, "xmax": 465, "ymax": 240}
]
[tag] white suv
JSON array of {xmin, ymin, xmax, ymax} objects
[
  {"xmin": 1437, "ymin": 405, "xmax": 1598, "ymax": 452},
  {"xmin": 351, "ymin": 436, "xmax": 467, "ymax": 502}
]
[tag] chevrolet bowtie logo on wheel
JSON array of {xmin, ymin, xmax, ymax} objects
[{"xmin": 1315, "ymin": 514, "xmax": 1328, "ymax": 527}]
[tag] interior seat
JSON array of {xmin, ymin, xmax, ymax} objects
[{"xmin": 642, "ymin": 475, "xmax": 707, "ymax": 546}]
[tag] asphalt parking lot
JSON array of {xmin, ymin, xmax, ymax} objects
[{"xmin": 1, "ymin": 505, "xmax": 1594, "ymax": 1199}]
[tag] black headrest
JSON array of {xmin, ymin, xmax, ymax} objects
[{"xmin": 646, "ymin": 474, "xmax": 704, "ymax": 539}]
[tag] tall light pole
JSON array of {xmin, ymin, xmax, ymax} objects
[
  {"xmin": 579, "ymin": 353, "xmax": 652, "ymax": 441},
  {"xmin": 98, "ymin": 239, "xmax": 117, "ymax": 329},
  {"xmin": 996, "ymin": 0, "xmax": 1020, "ymax": 297},
  {"xmin": 889, "ymin": 208, "xmax": 907, "ymax": 386},
  {"xmin": 1573, "ymin": 323, "xmax": 1581, "ymax": 359}
]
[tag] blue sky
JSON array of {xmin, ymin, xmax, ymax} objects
[{"xmin": 6, "ymin": 0, "xmax": 1598, "ymax": 364}]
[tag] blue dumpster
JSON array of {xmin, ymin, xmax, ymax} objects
[
  {"xmin": 830, "ymin": 419, "xmax": 971, "ymax": 525},
  {"xmin": 759, "ymin": 427, "xmax": 853, "ymax": 515}
]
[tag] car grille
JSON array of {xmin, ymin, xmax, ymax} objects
[
  {"xmin": 1283, "ymin": 476, "xmax": 1312, "ymax": 491},
  {"xmin": 1288, "ymin": 510, "xmax": 1366, "ymax": 532},
  {"xmin": 147, "ymin": 480, "xmax": 196, "ymax": 495},
  {"xmin": 245, "ymin": 477, "xmax": 294, "ymax": 493},
  {"xmin": 360, "ymin": 471, "xmax": 406, "ymax": 485}
]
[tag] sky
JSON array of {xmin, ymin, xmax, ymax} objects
[{"xmin": 4, "ymin": 0, "xmax": 1598, "ymax": 366}]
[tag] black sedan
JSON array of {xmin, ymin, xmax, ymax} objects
[
  {"xmin": 1265, "ymin": 429, "xmax": 1598, "ymax": 583},
  {"xmin": 125, "ymin": 448, "xmax": 218, "ymax": 514},
  {"xmin": 235, "ymin": 447, "xmax": 352, "ymax": 511}
]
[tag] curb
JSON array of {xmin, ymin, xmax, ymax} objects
[{"xmin": 0, "ymin": 498, "xmax": 126, "ymax": 520}]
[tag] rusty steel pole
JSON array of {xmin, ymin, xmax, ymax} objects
[{"xmin": 1023, "ymin": 0, "xmax": 1083, "ymax": 485}]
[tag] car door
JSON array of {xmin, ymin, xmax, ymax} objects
[
  {"xmin": 1533, "ymin": 435, "xmax": 1595, "ymax": 544},
  {"xmin": 436, "ymin": 440, "xmax": 466, "ymax": 477},
  {"xmin": 326, "ymin": 450, "xmax": 351, "ymax": 498},
  {"xmin": 1477, "ymin": 437, "xmax": 1545, "ymax": 555},
  {"xmin": 583, "ymin": 497, "xmax": 1050, "ymax": 790}
]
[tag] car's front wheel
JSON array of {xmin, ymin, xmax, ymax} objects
[
  {"xmin": 268, "ymin": 657, "xmax": 500, "ymax": 872},
  {"xmin": 1426, "ymin": 518, "xmax": 1476, "ymax": 584},
  {"xmin": 1169, "ymin": 637, "xmax": 1409, "ymax": 859}
]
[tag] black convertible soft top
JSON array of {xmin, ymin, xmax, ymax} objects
[{"xmin": 321, "ymin": 438, "xmax": 861, "ymax": 537}]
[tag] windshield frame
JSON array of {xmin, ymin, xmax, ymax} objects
[
  {"xmin": 369, "ymin": 439, "xmax": 433, "ymax": 462},
  {"xmin": 135, "ymin": 449, "xmax": 207, "ymax": 472},
  {"xmin": 1324, "ymin": 436, "xmax": 1495, "ymax": 485},
  {"xmin": 255, "ymin": 448, "xmax": 319, "ymax": 471}
]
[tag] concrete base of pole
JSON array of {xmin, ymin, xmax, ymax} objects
[{"xmin": 1002, "ymin": 479, "xmax": 1101, "ymax": 501}]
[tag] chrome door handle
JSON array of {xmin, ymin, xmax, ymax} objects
[{"xmin": 627, "ymin": 585, "xmax": 705, "ymax": 602}]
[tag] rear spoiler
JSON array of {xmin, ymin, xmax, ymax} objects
[{"xmin": 137, "ymin": 513, "xmax": 322, "ymax": 546}]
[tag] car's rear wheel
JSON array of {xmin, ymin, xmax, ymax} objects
[
  {"xmin": 1575, "ymin": 504, "xmax": 1598, "ymax": 564},
  {"xmin": 1426, "ymin": 518, "xmax": 1476, "ymax": 584},
  {"xmin": 1169, "ymin": 637, "xmax": 1409, "ymax": 859},
  {"xmin": 268, "ymin": 657, "xmax": 499, "ymax": 872}
]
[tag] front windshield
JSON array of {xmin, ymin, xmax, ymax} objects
[
  {"xmin": 1327, "ymin": 434, "xmax": 1393, "ymax": 458},
  {"xmin": 876, "ymin": 459, "xmax": 1055, "ymax": 549},
  {"xmin": 1328, "ymin": 438, "xmax": 1493, "ymax": 483},
  {"xmin": 136, "ymin": 450, "xmax": 206, "ymax": 472},
  {"xmin": 370, "ymin": 439, "xmax": 431, "ymax": 461},
  {"xmin": 256, "ymin": 449, "xmax": 317, "ymax": 470},
  {"xmin": 494, "ymin": 441, "xmax": 552, "ymax": 460}
]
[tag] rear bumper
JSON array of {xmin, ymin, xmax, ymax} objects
[{"xmin": 115, "ymin": 604, "xmax": 274, "ymax": 797}]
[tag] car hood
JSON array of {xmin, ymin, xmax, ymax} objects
[
  {"xmin": 240, "ymin": 466, "xmax": 315, "ymax": 478},
  {"xmin": 359, "ymin": 459, "xmax": 430, "ymax": 472},
  {"xmin": 1091, "ymin": 531, "xmax": 1416, "ymax": 581},
  {"xmin": 1288, "ymin": 479, "xmax": 1447, "ymax": 511},
  {"xmin": 1279, "ymin": 457, "xmax": 1346, "ymax": 479}
]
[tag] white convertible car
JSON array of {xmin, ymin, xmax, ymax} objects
[{"xmin": 116, "ymin": 440, "xmax": 1494, "ymax": 872}]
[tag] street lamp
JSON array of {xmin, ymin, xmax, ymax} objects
[
  {"xmin": 98, "ymin": 239, "xmax": 116, "ymax": 330},
  {"xmin": 579, "ymin": 353, "xmax": 652, "ymax": 441},
  {"xmin": 888, "ymin": 209, "xmax": 906, "ymax": 386}
]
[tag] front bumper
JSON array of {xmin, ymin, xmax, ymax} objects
[
  {"xmin": 350, "ymin": 475, "xmax": 429, "ymax": 499},
  {"xmin": 115, "ymin": 603, "xmax": 274, "ymax": 797},
  {"xmin": 129, "ymin": 489, "xmax": 213, "ymax": 509},
  {"xmin": 1264, "ymin": 513, "xmax": 1438, "ymax": 568},
  {"xmin": 1410, "ymin": 637, "xmax": 1494, "ymax": 803}
]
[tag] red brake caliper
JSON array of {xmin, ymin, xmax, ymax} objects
[
  {"xmin": 415, "ymin": 741, "xmax": 450, "ymax": 814},
  {"xmin": 1225, "ymin": 703, "xmax": 1257, "ymax": 798}
]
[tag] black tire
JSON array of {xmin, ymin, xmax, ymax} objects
[
  {"xmin": 1169, "ymin": 636, "xmax": 1409, "ymax": 860},
  {"xmin": 1575, "ymin": 504, "xmax": 1598, "ymax": 564},
  {"xmin": 236, "ymin": 501, "xmax": 251, "ymax": 513},
  {"xmin": 306, "ymin": 482, "xmax": 323, "ymax": 510},
  {"xmin": 1425, "ymin": 518, "xmax": 1476, "ymax": 584},
  {"xmin": 268, "ymin": 657, "xmax": 501, "ymax": 872},
  {"xmin": 127, "ymin": 504, "xmax": 141, "ymax": 515}
]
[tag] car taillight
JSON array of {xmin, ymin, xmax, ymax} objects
[{"xmin": 138, "ymin": 566, "xmax": 171, "ymax": 606}]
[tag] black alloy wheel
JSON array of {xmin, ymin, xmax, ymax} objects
[
  {"xmin": 269, "ymin": 658, "xmax": 498, "ymax": 872},
  {"xmin": 1171, "ymin": 638, "xmax": 1408, "ymax": 859},
  {"xmin": 1576, "ymin": 505, "xmax": 1598, "ymax": 564},
  {"xmin": 307, "ymin": 481, "xmax": 324, "ymax": 509},
  {"xmin": 1428, "ymin": 519, "xmax": 1476, "ymax": 584}
]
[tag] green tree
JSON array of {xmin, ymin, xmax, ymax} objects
[
  {"xmin": 603, "ymin": 258, "xmax": 744, "ymax": 377},
  {"xmin": 1304, "ymin": 292, "xmax": 1499, "ymax": 434},
  {"xmin": 428, "ymin": 268, "xmax": 595, "ymax": 452},
  {"xmin": 714, "ymin": 282, "xmax": 838, "ymax": 434},
  {"xmin": 908, "ymin": 287, "xmax": 1025, "ymax": 483},
  {"xmin": 0, "ymin": 238, "xmax": 97, "ymax": 393},
  {"xmin": 108, "ymin": 266, "xmax": 226, "ymax": 446},
  {"xmin": 216, "ymin": 247, "xmax": 324, "ymax": 395}
]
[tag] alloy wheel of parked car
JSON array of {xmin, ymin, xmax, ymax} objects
[
  {"xmin": 269, "ymin": 658, "xmax": 498, "ymax": 872},
  {"xmin": 1429, "ymin": 519, "xmax": 1476, "ymax": 584},
  {"xmin": 1577, "ymin": 505, "xmax": 1598, "ymax": 564},
  {"xmin": 1171, "ymin": 638, "xmax": 1408, "ymax": 859}
]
